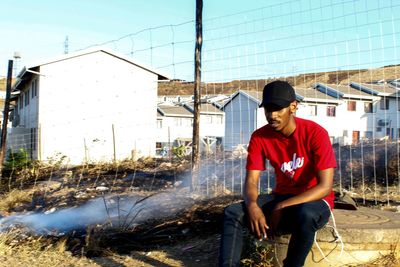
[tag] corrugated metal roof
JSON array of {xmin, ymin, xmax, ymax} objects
[
  {"xmin": 158, "ymin": 104, "xmax": 193, "ymax": 117},
  {"xmin": 355, "ymin": 82, "xmax": 400, "ymax": 95},
  {"xmin": 238, "ymin": 88, "xmax": 339, "ymax": 104},
  {"xmin": 185, "ymin": 103, "xmax": 224, "ymax": 114},
  {"xmin": 322, "ymin": 84, "xmax": 375, "ymax": 98},
  {"xmin": 294, "ymin": 87, "xmax": 339, "ymax": 102}
]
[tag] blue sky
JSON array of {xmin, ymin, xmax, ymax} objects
[{"xmin": 1, "ymin": 0, "xmax": 399, "ymax": 82}]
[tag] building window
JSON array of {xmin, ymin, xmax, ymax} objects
[
  {"xmin": 347, "ymin": 101, "xmax": 356, "ymax": 111},
  {"xmin": 205, "ymin": 115, "xmax": 213, "ymax": 124},
  {"xmin": 157, "ymin": 119, "xmax": 162, "ymax": 129},
  {"xmin": 19, "ymin": 95, "xmax": 23, "ymax": 109},
  {"xmin": 364, "ymin": 102, "xmax": 373, "ymax": 113},
  {"xmin": 24, "ymin": 91, "xmax": 30, "ymax": 106},
  {"xmin": 31, "ymin": 79, "xmax": 38, "ymax": 98},
  {"xmin": 215, "ymin": 116, "xmax": 223, "ymax": 124},
  {"xmin": 376, "ymin": 127, "xmax": 382, "ymax": 132},
  {"xmin": 308, "ymin": 105, "xmax": 317, "ymax": 116},
  {"xmin": 343, "ymin": 130, "xmax": 348, "ymax": 137},
  {"xmin": 380, "ymin": 97, "xmax": 389, "ymax": 110},
  {"xmin": 184, "ymin": 118, "xmax": 192, "ymax": 126},
  {"xmin": 30, "ymin": 128, "xmax": 37, "ymax": 154},
  {"xmin": 174, "ymin": 118, "xmax": 182, "ymax": 126},
  {"xmin": 326, "ymin": 106, "xmax": 336, "ymax": 117}
]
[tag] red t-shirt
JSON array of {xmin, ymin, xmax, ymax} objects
[{"xmin": 246, "ymin": 117, "xmax": 337, "ymax": 209}]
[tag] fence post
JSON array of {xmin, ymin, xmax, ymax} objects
[
  {"xmin": 191, "ymin": 0, "xmax": 203, "ymax": 192},
  {"xmin": 0, "ymin": 60, "xmax": 14, "ymax": 175},
  {"xmin": 112, "ymin": 124, "xmax": 116, "ymax": 163}
]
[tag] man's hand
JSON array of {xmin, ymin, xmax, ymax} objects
[{"xmin": 247, "ymin": 203, "xmax": 269, "ymax": 240}]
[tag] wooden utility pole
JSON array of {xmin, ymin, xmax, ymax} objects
[
  {"xmin": 0, "ymin": 60, "xmax": 14, "ymax": 173},
  {"xmin": 191, "ymin": 0, "xmax": 203, "ymax": 192}
]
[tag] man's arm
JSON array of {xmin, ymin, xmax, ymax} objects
[
  {"xmin": 273, "ymin": 168, "xmax": 334, "ymax": 210},
  {"xmin": 244, "ymin": 170, "xmax": 269, "ymax": 240}
]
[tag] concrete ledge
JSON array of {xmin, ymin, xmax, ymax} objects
[{"xmin": 263, "ymin": 207, "xmax": 400, "ymax": 266}]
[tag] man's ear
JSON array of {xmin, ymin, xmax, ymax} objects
[{"xmin": 289, "ymin": 101, "xmax": 298, "ymax": 114}]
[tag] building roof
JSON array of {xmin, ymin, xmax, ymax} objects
[
  {"xmin": 184, "ymin": 103, "xmax": 224, "ymax": 114},
  {"xmin": 13, "ymin": 47, "xmax": 169, "ymax": 91},
  {"xmin": 294, "ymin": 87, "xmax": 341, "ymax": 103},
  {"xmin": 157, "ymin": 104, "xmax": 193, "ymax": 117},
  {"xmin": 350, "ymin": 82, "xmax": 400, "ymax": 96},
  {"xmin": 224, "ymin": 87, "xmax": 340, "ymax": 108},
  {"xmin": 315, "ymin": 83, "xmax": 378, "ymax": 100}
]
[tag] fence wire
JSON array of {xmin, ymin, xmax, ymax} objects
[{"xmin": 3, "ymin": 0, "xmax": 400, "ymax": 207}]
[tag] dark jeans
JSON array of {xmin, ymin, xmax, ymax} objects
[{"xmin": 219, "ymin": 194, "xmax": 331, "ymax": 267}]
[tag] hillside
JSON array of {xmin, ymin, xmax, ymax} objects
[
  {"xmin": 158, "ymin": 65, "xmax": 400, "ymax": 95},
  {"xmin": 0, "ymin": 78, "xmax": 6, "ymax": 91},
  {"xmin": 0, "ymin": 78, "xmax": 16, "ymax": 92}
]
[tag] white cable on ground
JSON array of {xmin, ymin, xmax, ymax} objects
[{"xmin": 314, "ymin": 199, "xmax": 344, "ymax": 263}]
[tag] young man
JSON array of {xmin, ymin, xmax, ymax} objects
[{"xmin": 219, "ymin": 80, "xmax": 336, "ymax": 267}]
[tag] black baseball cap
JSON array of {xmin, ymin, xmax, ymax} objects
[{"xmin": 259, "ymin": 80, "xmax": 296, "ymax": 108}]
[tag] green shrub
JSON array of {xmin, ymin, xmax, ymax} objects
[
  {"xmin": 172, "ymin": 145, "xmax": 186, "ymax": 159},
  {"xmin": 2, "ymin": 148, "xmax": 32, "ymax": 177}
]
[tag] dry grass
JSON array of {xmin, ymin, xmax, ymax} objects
[
  {"xmin": 0, "ymin": 189, "xmax": 33, "ymax": 213},
  {"xmin": 0, "ymin": 152, "xmax": 398, "ymax": 266},
  {"xmin": 0, "ymin": 230, "xmax": 99, "ymax": 267},
  {"xmin": 158, "ymin": 65, "xmax": 400, "ymax": 96}
]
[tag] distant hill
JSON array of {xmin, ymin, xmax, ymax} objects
[
  {"xmin": 0, "ymin": 78, "xmax": 6, "ymax": 91},
  {"xmin": 158, "ymin": 65, "xmax": 400, "ymax": 95},
  {"xmin": 0, "ymin": 78, "xmax": 16, "ymax": 92}
]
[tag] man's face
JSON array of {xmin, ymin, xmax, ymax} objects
[{"xmin": 263, "ymin": 102, "xmax": 296, "ymax": 132}]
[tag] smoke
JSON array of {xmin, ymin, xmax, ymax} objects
[
  {"xmin": 0, "ymin": 190, "xmax": 196, "ymax": 236},
  {"xmin": 0, "ymin": 159, "xmax": 272, "ymax": 236}
]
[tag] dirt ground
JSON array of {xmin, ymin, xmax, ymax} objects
[{"xmin": 0, "ymin": 158, "xmax": 399, "ymax": 267}]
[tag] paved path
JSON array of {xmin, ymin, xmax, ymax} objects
[{"xmin": 270, "ymin": 207, "xmax": 400, "ymax": 266}]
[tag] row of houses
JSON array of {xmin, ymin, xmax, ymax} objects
[
  {"xmin": 5, "ymin": 48, "xmax": 400, "ymax": 164},
  {"xmin": 223, "ymin": 81, "xmax": 400, "ymax": 150}
]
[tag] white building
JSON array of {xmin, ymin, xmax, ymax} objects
[
  {"xmin": 9, "ymin": 48, "xmax": 168, "ymax": 164},
  {"xmin": 314, "ymin": 83, "xmax": 381, "ymax": 145},
  {"xmin": 314, "ymin": 82, "xmax": 400, "ymax": 144},
  {"xmin": 156, "ymin": 103, "xmax": 194, "ymax": 154},
  {"xmin": 156, "ymin": 102, "xmax": 225, "ymax": 156},
  {"xmin": 349, "ymin": 81, "xmax": 400, "ymax": 140},
  {"xmin": 293, "ymin": 87, "xmax": 342, "ymax": 143}
]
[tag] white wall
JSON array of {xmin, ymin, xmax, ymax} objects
[
  {"xmin": 37, "ymin": 51, "xmax": 158, "ymax": 164},
  {"xmin": 156, "ymin": 116, "xmax": 193, "ymax": 143},
  {"xmin": 374, "ymin": 97, "xmax": 400, "ymax": 139},
  {"xmin": 155, "ymin": 113, "xmax": 225, "ymax": 143},
  {"xmin": 297, "ymin": 102, "xmax": 341, "ymax": 142},
  {"xmin": 199, "ymin": 113, "xmax": 225, "ymax": 137}
]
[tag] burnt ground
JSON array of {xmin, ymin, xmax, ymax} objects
[
  {"xmin": 0, "ymin": 159, "xmax": 242, "ymax": 266},
  {"xmin": 0, "ymin": 155, "xmax": 399, "ymax": 266}
]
